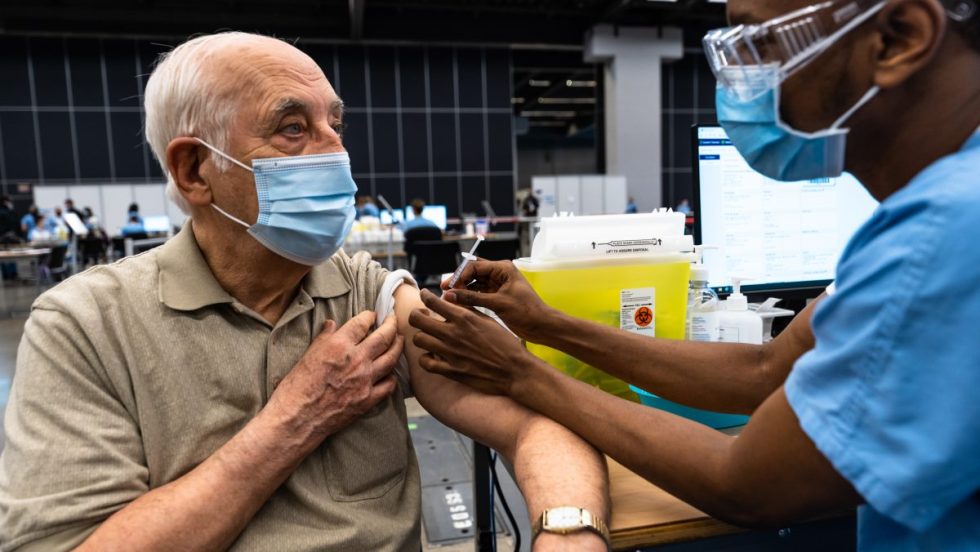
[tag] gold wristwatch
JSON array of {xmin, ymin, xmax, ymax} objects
[{"xmin": 532, "ymin": 506, "xmax": 611, "ymax": 549}]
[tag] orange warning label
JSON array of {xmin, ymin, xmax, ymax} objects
[
  {"xmin": 634, "ymin": 306, "xmax": 653, "ymax": 327},
  {"xmin": 620, "ymin": 287, "xmax": 655, "ymax": 336}
]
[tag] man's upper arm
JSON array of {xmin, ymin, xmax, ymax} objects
[
  {"xmin": 392, "ymin": 285, "xmax": 532, "ymax": 458},
  {"xmin": 0, "ymin": 307, "xmax": 148, "ymax": 551}
]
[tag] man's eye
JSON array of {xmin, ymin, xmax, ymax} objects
[
  {"xmin": 332, "ymin": 122, "xmax": 346, "ymax": 138},
  {"xmin": 281, "ymin": 123, "xmax": 304, "ymax": 135}
]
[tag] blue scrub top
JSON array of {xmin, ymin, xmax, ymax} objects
[
  {"xmin": 786, "ymin": 129, "xmax": 980, "ymax": 551},
  {"xmin": 120, "ymin": 222, "xmax": 145, "ymax": 236},
  {"xmin": 402, "ymin": 216, "xmax": 438, "ymax": 232},
  {"xmin": 358, "ymin": 203, "xmax": 380, "ymax": 219}
]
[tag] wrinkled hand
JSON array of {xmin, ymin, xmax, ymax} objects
[
  {"xmin": 440, "ymin": 259, "xmax": 555, "ymax": 343},
  {"xmin": 408, "ymin": 289, "xmax": 534, "ymax": 397},
  {"xmin": 269, "ymin": 311, "xmax": 404, "ymax": 445}
]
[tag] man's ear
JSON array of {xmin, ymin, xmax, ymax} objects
[
  {"xmin": 166, "ymin": 137, "xmax": 213, "ymax": 208},
  {"xmin": 872, "ymin": 0, "xmax": 948, "ymax": 89}
]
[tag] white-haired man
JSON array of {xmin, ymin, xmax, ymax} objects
[{"xmin": 0, "ymin": 33, "xmax": 608, "ymax": 551}]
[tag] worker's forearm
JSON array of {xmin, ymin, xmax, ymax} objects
[
  {"xmin": 513, "ymin": 358, "xmax": 756, "ymax": 525},
  {"xmin": 535, "ymin": 310, "xmax": 773, "ymax": 414},
  {"xmin": 510, "ymin": 414, "xmax": 610, "ymax": 551},
  {"xmin": 77, "ymin": 406, "xmax": 308, "ymax": 551}
]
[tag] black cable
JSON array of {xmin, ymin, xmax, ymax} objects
[{"xmin": 488, "ymin": 450, "xmax": 522, "ymax": 552}]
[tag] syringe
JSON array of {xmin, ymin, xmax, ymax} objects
[{"xmin": 447, "ymin": 236, "xmax": 485, "ymax": 288}]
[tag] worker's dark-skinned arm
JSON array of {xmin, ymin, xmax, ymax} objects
[
  {"xmin": 441, "ymin": 260, "xmax": 822, "ymax": 414},
  {"xmin": 409, "ymin": 293, "xmax": 861, "ymax": 528}
]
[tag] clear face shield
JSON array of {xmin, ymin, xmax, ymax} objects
[{"xmin": 703, "ymin": 0, "xmax": 888, "ymax": 101}]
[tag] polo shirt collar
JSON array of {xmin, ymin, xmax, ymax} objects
[{"xmin": 157, "ymin": 223, "xmax": 351, "ymax": 312}]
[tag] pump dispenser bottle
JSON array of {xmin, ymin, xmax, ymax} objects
[
  {"xmin": 717, "ymin": 276, "xmax": 763, "ymax": 344},
  {"xmin": 686, "ymin": 246, "xmax": 720, "ymax": 342}
]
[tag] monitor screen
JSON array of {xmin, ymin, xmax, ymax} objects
[
  {"xmin": 404, "ymin": 205, "xmax": 448, "ymax": 231},
  {"xmin": 693, "ymin": 125, "xmax": 879, "ymax": 294},
  {"xmin": 379, "ymin": 209, "xmax": 405, "ymax": 226},
  {"xmin": 142, "ymin": 215, "xmax": 171, "ymax": 234}
]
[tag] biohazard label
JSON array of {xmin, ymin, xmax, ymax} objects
[{"xmin": 621, "ymin": 288, "xmax": 655, "ymax": 337}]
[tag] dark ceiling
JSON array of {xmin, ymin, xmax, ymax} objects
[
  {"xmin": 0, "ymin": 0, "xmax": 726, "ymax": 45},
  {"xmin": 0, "ymin": 0, "xmax": 726, "ymax": 139}
]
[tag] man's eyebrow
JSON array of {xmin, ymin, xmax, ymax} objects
[
  {"xmin": 272, "ymin": 98, "xmax": 308, "ymax": 116},
  {"xmin": 331, "ymin": 99, "xmax": 345, "ymax": 115}
]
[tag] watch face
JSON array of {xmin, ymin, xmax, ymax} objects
[{"xmin": 545, "ymin": 507, "xmax": 583, "ymax": 530}]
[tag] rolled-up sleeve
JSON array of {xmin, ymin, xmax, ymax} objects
[
  {"xmin": 785, "ymin": 189, "xmax": 980, "ymax": 532},
  {"xmin": 0, "ymin": 306, "xmax": 148, "ymax": 551}
]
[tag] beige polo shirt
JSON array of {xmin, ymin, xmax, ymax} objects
[{"xmin": 0, "ymin": 224, "xmax": 421, "ymax": 551}]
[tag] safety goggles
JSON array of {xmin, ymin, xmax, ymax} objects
[{"xmin": 703, "ymin": 0, "xmax": 886, "ymax": 100}]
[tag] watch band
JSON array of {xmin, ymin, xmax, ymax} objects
[{"xmin": 532, "ymin": 506, "xmax": 611, "ymax": 549}]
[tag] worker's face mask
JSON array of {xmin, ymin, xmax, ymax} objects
[
  {"xmin": 195, "ymin": 138, "xmax": 357, "ymax": 266},
  {"xmin": 703, "ymin": 0, "xmax": 886, "ymax": 181}
]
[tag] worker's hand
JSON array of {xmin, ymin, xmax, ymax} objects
[
  {"xmin": 440, "ymin": 259, "xmax": 555, "ymax": 343},
  {"xmin": 268, "ymin": 312, "xmax": 404, "ymax": 447},
  {"xmin": 408, "ymin": 289, "xmax": 535, "ymax": 397}
]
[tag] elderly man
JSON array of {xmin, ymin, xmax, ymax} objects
[{"xmin": 0, "ymin": 33, "xmax": 608, "ymax": 551}]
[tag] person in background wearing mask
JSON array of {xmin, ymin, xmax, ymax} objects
[
  {"xmin": 355, "ymin": 194, "xmax": 380, "ymax": 219},
  {"xmin": 624, "ymin": 196, "xmax": 638, "ymax": 214},
  {"xmin": 409, "ymin": 1, "xmax": 980, "ymax": 550},
  {"xmin": 120, "ymin": 215, "xmax": 145, "ymax": 237},
  {"xmin": 19, "ymin": 205, "xmax": 39, "ymax": 238},
  {"xmin": 0, "ymin": 196, "xmax": 17, "ymax": 240},
  {"xmin": 28, "ymin": 214, "xmax": 52, "ymax": 243},
  {"xmin": 0, "ymin": 197, "xmax": 19, "ymax": 279},
  {"xmin": 45, "ymin": 207, "xmax": 65, "ymax": 233},
  {"xmin": 127, "ymin": 202, "xmax": 144, "ymax": 225},
  {"xmin": 0, "ymin": 32, "xmax": 609, "ymax": 552},
  {"xmin": 63, "ymin": 198, "xmax": 85, "ymax": 223}
]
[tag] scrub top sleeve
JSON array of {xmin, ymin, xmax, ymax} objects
[{"xmin": 785, "ymin": 197, "xmax": 980, "ymax": 532}]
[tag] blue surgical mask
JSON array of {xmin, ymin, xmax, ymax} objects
[
  {"xmin": 716, "ymin": 65, "xmax": 880, "ymax": 182},
  {"xmin": 195, "ymin": 138, "xmax": 357, "ymax": 266}
]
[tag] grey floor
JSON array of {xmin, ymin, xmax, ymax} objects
[{"xmin": 0, "ymin": 280, "xmax": 523, "ymax": 551}]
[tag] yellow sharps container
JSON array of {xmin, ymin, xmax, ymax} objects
[{"xmin": 514, "ymin": 212, "xmax": 694, "ymax": 402}]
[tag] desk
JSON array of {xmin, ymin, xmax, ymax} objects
[
  {"xmin": 0, "ymin": 248, "xmax": 51, "ymax": 317},
  {"xmin": 608, "ymin": 457, "xmax": 856, "ymax": 551}
]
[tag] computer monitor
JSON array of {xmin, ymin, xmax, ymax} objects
[
  {"xmin": 404, "ymin": 205, "xmax": 448, "ymax": 231},
  {"xmin": 692, "ymin": 124, "xmax": 879, "ymax": 295},
  {"xmin": 379, "ymin": 209, "xmax": 405, "ymax": 226},
  {"xmin": 142, "ymin": 215, "xmax": 171, "ymax": 234}
]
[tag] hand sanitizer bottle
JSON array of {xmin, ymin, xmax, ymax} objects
[
  {"xmin": 718, "ymin": 276, "xmax": 763, "ymax": 344},
  {"xmin": 686, "ymin": 246, "xmax": 720, "ymax": 342}
]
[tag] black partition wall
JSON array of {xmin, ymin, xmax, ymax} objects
[
  {"xmin": 0, "ymin": 35, "xmax": 516, "ymax": 218},
  {"xmin": 660, "ymin": 28, "xmax": 718, "ymax": 211}
]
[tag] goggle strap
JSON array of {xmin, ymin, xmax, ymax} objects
[{"xmin": 781, "ymin": 0, "xmax": 888, "ymax": 76}]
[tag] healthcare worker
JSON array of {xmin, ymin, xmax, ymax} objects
[{"xmin": 409, "ymin": 0, "xmax": 980, "ymax": 549}]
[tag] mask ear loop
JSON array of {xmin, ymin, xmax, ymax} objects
[
  {"xmin": 831, "ymin": 85, "xmax": 880, "ymax": 130},
  {"xmin": 194, "ymin": 137, "xmax": 254, "ymax": 173},
  {"xmin": 193, "ymin": 137, "xmax": 255, "ymax": 229}
]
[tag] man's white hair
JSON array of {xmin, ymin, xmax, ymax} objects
[{"xmin": 145, "ymin": 32, "xmax": 275, "ymax": 214}]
